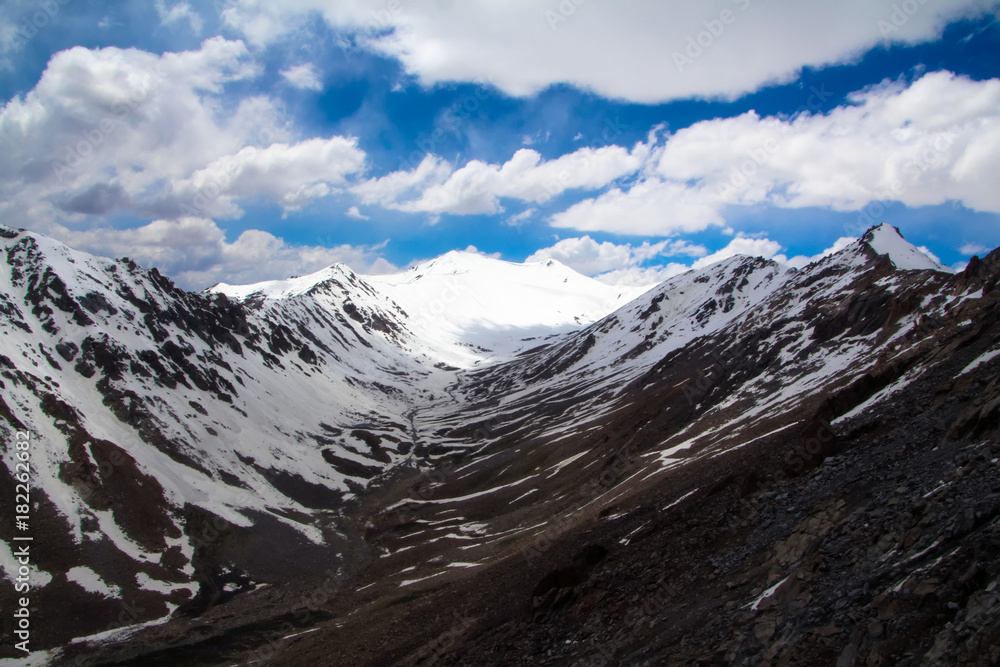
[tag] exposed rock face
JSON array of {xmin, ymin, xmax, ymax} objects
[{"xmin": 1, "ymin": 224, "xmax": 999, "ymax": 666}]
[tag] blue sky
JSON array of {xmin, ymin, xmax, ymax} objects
[{"xmin": 1, "ymin": 0, "xmax": 999, "ymax": 289}]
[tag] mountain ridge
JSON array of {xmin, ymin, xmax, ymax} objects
[{"xmin": 1, "ymin": 223, "xmax": 997, "ymax": 666}]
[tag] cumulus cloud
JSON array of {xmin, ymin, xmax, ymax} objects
[
  {"xmin": 346, "ymin": 205, "xmax": 369, "ymax": 220},
  {"xmin": 220, "ymin": 0, "xmax": 304, "ymax": 47},
  {"xmin": 688, "ymin": 235, "xmax": 783, "ymax": 270},
  {"xmin": 351, "ymin": 155, "xmax": 454, "ymax": 209},
  {"xmin": 155, "ymin": 0, "xmax": 203, "ymax": 33},
  {"xmin": 774, "ymin": 236, "xmax": 859, "ymax": 269},
  {"xmin": 0, "ymin": 38, "xmax": 369, "ymax": 231},
  {"xmin": 917, "ymin": 245, "xmax": 943, "ymax": 265},
  {"xmin": 356, "ymin": 143, "xmax": 648, "ymax": 216},
  {"xmin": 594, "ymin": 264, "xmax": 692, "ymax": 287},
  {"xmin": 219, "ymin": 0, "xmax": 1000, "ymax": 103},
  {"xmin": 53, "ymin": 217, "xmax": 395, "ymax": 289},
  {"xmin": 550, "ymin": 179, "xmax": 727, "ymax": 236},
  {"xmin": 687, "ymin": 234, "xmax": 864, "ymax": 271},
  {"xmin": 525, "ymin": 235, "xmax": 707, "ymax": 287},
  {"xmin": 526, "ymin": 235, "xmax": 706, "ymax": 276},
  {"xmin": 280, "ymin": 63, "xmax": 323, "ymax": 90},
  {"xmin": 960, "ymin": 242, "xmax": 989, "ymax": 255},
  {"xmin": 164, "ymin": 137, "xmax": 367, "ymax": 218},
  {"xmin": 505, "ymin": 207, "xmax": 537, "ymax": 227},
  {"xmin": 551, "ymin": 71, "xmax": 1000, "ymax": 236},
  {"xmin": 463, "ymin": 245, "xmax": 502, "ymax": 259}
]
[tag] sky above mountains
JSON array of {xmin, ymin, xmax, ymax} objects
[{"xmin": 1, "ymin": 0, "xmax": 999, "ymax": 289}]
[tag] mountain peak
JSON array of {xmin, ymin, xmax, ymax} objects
[
  {"xmin": 416, "ymin": 249, "xmax": 504, "ymax": 275},
  {"xmin": 210, "ymin": 262, "xmax": 360, "ymax": 300},
  {"xmin": 860, "ymin": 223, "xmax": 948, "ymax": 272},
  {"xmin": 366, "ymin": 250, "xmax": 644, "ymax": 364}
]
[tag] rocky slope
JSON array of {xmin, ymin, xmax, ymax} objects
[{"xmin": 1, "ymin": 224, "xmax": 998, "ymax": 666}]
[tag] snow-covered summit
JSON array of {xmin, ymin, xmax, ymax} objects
[
  {"xmin": 210, "ymin": 262, "xmax": 362, "ymax": 300},
  {"xmin": 365, "ymin": 250, "xmax": 647, "ymax": 362},
  {"xmin": 861, "ymin": 224, "xmax": 949, "ymax": 272}
]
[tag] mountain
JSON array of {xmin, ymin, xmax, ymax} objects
[
  {"xmin": 862, "ymin": 223, "xmax": 949, "ymax": 271},
  {"xmin": 2, "ymin": 223, "xmax": 999, "ymax": 666},
  {"xmin": 363, "ymin": 250, "xmax": 647, "ymax": 365}
]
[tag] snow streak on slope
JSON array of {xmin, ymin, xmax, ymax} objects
[
  {"xmin": 419, "ymin": 254, "xmax": 792, "ymax": 452},
  {"xmin": 352, "ymin": 226, "xmax": 974, "ymax": 611}
]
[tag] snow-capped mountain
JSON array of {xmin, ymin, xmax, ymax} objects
[
  {"xmin": 364, "ymin": 250, "xmax": 647, "ymax": 365},
  {"xmin": 3, "ymin": 223, "xmax": 999, "ymax": 666},
  {"xmin": 862, "ymin": 223, "xmax": 950, "ymax": 271},
  {"xmin": 0, "ymin": 224, "xmax": 448, "ymax": 650}
]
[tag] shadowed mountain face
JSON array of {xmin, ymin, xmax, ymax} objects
[{"xmin": 2, "ymin": 224, "xmax": 999, "ymax": 666}]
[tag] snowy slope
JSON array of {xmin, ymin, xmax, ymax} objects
[
  {"xmin": 0, "ymin": 225, "xmax": 453, "ymax": 640},
  {"xmin": 414, "ymin": 253, "xmax": 792, "ymax": 454},
  {"xmin": 401, "ymin": 223, "xmax": 959, "ymax": 476},
  {"xmin": 863, "ymin": 224, "xmax": 949, "ymax": 272},
  {"xmin": 364, "ymin": 251, "xmax": 647, "ymax": 365}
]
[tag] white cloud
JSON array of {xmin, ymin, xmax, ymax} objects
[
  {"xmin": 527, "ymin": 235, "xmax": 706, "ymax": 276},
  {"xmin": 0, "ymin": 39, "xmax": 368, "ymax": 230},
  {"xmin": 351, "ymin": 154, "xmax": 452, "ymax": 208},
  {"xmin": 551, "ymin": 179, "xmax": 726, "ymax": 236},
  {"xmin": 960, "ymin": 242, "xmax": 989, "ymax": 255},
  {"xmin": 165, "ymin": 137, "xmax": 367, "ymax": 218},
  {"xmin": 365, "ymin": 143, "xmax": 648, "ymax": 216},
  {"xmin": 535, "ymin": 232, "xmax": 862, "ymax": 287},
  {"xmin": 917, "ymin": 245, "xmax": 943, "ymax": 265},
  {"xmin": 505, "ymin": 207, "xmax": 537, "ymax": 227},
  {"xmin": 346, "ymin": 205, "xmax": 369, "ymax": 220},
  {"xmin": 155, "ymin": 1, "xmax": 203, "ymax": 33},
  {"xmin": 772, "ymin": 236, "xmax": 858, "ymax": 269},
  {"xmin": 551, "ymin": 71, "xmax": 1000, "ymax": 235},
  {"xmin": 53, "ymin": 217, "xmax": 395, "ymax": 289},
  {"xmin": 462, "ymin": 245, "xmax": 502, "ymax": 259},
  {"xmin": 525, "ymin": 235, "xmax": 707, "ymax": 288},
  {"xmin": 220, "ymin": 0, "xmax": 306, "ymax": 47},
  {"xmin": 652, "ymin": 233, "xmax": 861, "ymax": 273},
  {"xmin": 691, "ymin": 235, "xmax": 785, "ymax": 270},
  {"xmin": 220, "ymin": 0, "xmax": 1000, "ymax": 103},
  {"xmin": 594, "ymin": 264, "xmax": 691, "ymax": 287},
  {"xmin": 280, "ymin": 63, "xmax": 323, "ymax": 90}
]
